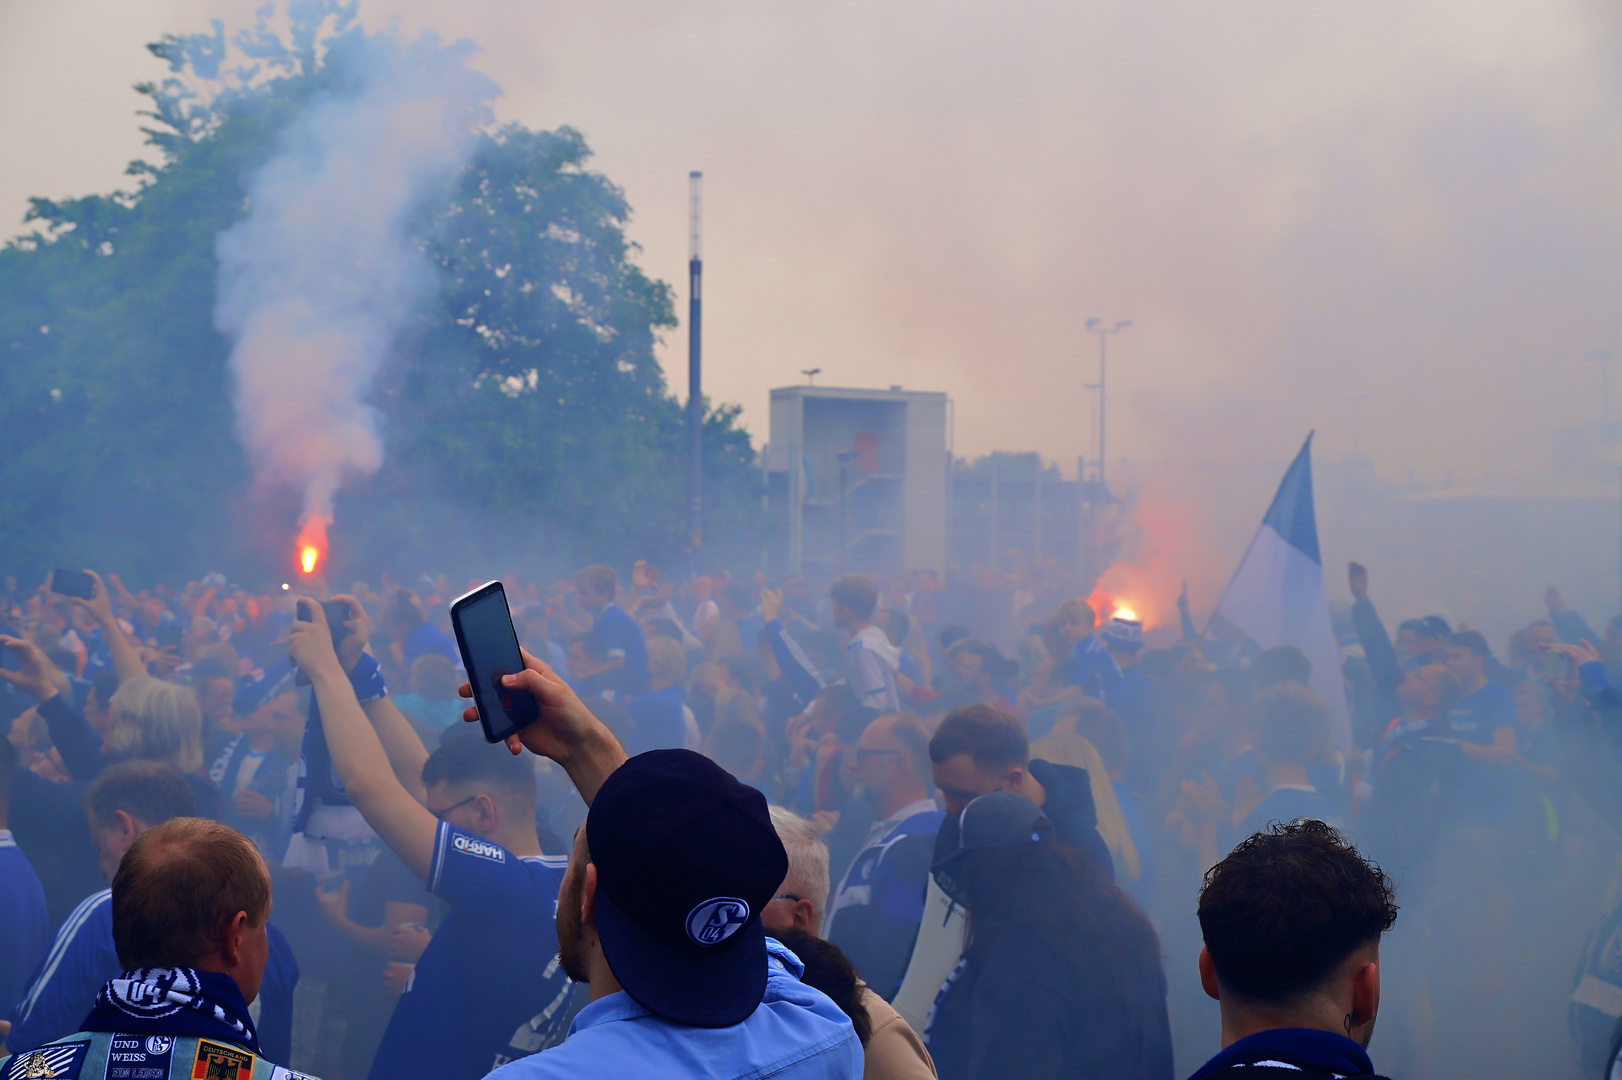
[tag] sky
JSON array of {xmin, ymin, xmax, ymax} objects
[{"xmin": 4, "ymin": 0, "xmax": 1622, "ymax": 486}]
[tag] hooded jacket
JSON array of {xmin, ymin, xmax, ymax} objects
[{"xmin": 848, "ymin": 625, "xmax": 903, "ymax": 713}]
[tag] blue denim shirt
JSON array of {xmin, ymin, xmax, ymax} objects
[{"xmin": 488, "ymin": 939, "xmax": 862, "ymax": 1080}]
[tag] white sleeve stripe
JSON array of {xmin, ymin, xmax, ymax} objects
[
  {"xmin": 17, "ymin": 888, "xmax": 111, "ymax": 1021},
  {"xmin": 780, "ymin": 631, "xmax": 820, "ymax": 682},
  {"xmin": 429, "ymin": 820, "xmax": 450, "ymax": 893},
  {"xmin": 27, "ymin": 887, "xmax": 108, "ymax": 993}
]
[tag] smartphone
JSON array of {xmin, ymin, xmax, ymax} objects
[
  {"xmin": 1542, "ymin": 647, "xmax": 1571, "ymax": 679},
  {"xmin": 50, "ymin": 569, "xmax": 96, "ymax": 600},
  {"xmin": 450, "ymin": 581, "xmax": 537, "ymax": 744},
  {"xmin": 292, "ymin": 600, "xmax": 354, "ymax": 680},
  {"xmin": 297, "ymin": 600, "xmax": 353, "ymax": 638}
]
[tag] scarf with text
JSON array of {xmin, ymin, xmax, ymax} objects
[{"xmin": 80, "ymin": 967, "xmax": 261, "ymax": 1056}]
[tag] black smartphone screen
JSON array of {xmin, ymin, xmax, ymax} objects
[
  {"xmin": 295, "ymin": 600, "xmax": 352, "ymax": 637},
  {"xmin": 451, "ymin": 582, "xmax": 537, "ymax": 744},
  {"xmin": 321, "ymin": 600, "xmax": 350, "ymax": 637},
  {"xmin": 291, "ymin": 600, "xmax": 354, "ymax": 681},
  {"xmin": 50, "ymin": 569, "xmax": 95, "ymax": 600}
]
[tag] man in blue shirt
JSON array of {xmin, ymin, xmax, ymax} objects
[
  {"xmin": 576, "ymin": 566, "xmax": 649, "ymax": 699},
  {"xmin": 0, "ymin": 738, "xmax": 47, "ymax": 1024},
  {"xmin": 1442, "ymin": 629, "xmax": 1517, "ymax": 826},
  {"xmin": 623, "ymin": 636, "xmax": 690, "ymax": 755},
  {"xmin": 1096, "ymin": 616, "xmax": 1167, "ymax": 792},
  {"xmin": 8, "ymin": 762, "xmax": 300, "ymax": 1064},
  {"xmin": 488, "ymin": 748, "xmax": 860, "ymax": 1080},
  {"xmin": 382, "ymin": 591, "xmax": 458, "ymax": 671},
  {"xmin": 1189, "ymin": 820, "xmax": 1397, "ymax": 1079},
  {"xmin": 760, "ymin": 588, "xmax": 825, "ymax": 711},
  {"xmin": 1233, "ymin": 686, "xmax": 1344, "ymax": 841},
  {"xmin": 288, "ymin": 601, "xmax": 582, "ymax": 1080},
  {"xmin": 823, "ymin": 714, "xmax": 941, "ymax": 1001}
]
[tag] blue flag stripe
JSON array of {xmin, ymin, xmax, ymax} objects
[{"xmin": 1260, "ymin": 432, "xmax": 1320, "ymax": 564}]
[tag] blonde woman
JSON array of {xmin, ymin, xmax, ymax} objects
[
  {"xmin": 103, "ymin": 676, "xmax": 205, "ymax": 773},
  {"xmin": 0, "ymin": 632, "xmax": 218, "ymax": 817}
]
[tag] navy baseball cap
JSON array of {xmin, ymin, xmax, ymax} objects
[
  {"xmin": 931, "ymin": 791, "xmax": 1053, "ymax": 906},
  {"xmin": 585, "ymin": 749, "xmax": 788, "ymax": 1028}
]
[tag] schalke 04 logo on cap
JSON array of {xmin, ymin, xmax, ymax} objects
[{"xmin": 685, "ymin": 897, "xmax": 750, "ymax": 946}]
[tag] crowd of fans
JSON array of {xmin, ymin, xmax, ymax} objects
[{"xmin": 3, "ymin": 552, "xmax": 1621, "ymax": 1080}]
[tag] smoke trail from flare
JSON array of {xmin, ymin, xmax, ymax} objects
[{"xmin": 214, "ymin": 31, "xmax": 497, "ymax": 533}]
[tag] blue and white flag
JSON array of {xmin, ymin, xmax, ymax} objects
[{"xmin": 1209, "ymin": 433, "xmax": 1349, "ymax": 747}]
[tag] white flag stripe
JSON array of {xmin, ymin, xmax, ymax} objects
[{"xmin": 1213, "ymin": 522, "xmax": 1350, "ymax": 749}]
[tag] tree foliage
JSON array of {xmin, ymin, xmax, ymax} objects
[{"xmin": 0, "ymin": 3, "xmax": 761, "ymax": 586}]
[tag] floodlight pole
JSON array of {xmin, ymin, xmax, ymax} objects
[
  {"xmin": 1085, "ymin": 318, "xmax": 1131, "ymax": 487},
  {"xmin": 687, "ymin": 172, "xmax": 704, "ymax": 550}
]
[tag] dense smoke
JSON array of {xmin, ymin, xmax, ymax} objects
[{"xmin": 213, "ymin": 29, "xmax": 497, "ymax": 540}]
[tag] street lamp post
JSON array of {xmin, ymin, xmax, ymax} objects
[
  {"xmin": 1595, "ymin": 350, "xmax": 1622, "ymax": 613},
  {"xmin": 687, "ymin": 171, "xmax": 704, "ymax": 551},
  {"xmin": 1085, "ymin": 318, "xmax": 1131, "ymax": 487}
]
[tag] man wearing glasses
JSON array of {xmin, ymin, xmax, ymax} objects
[
  {"xmin": 822, "ymin": 714, "xmax": 942, "ymax": 1001},
  {"xmin": 285, "ymin": 601, "xmax": 579, "ymax": 1080}
]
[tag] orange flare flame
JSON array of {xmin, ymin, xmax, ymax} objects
[{"xmin": 295, "ymin": 518, "xmax": 329, "ymax": 576}]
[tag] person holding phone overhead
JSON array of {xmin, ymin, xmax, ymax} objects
[{"xmin": 285, "ymin": 598, "xmax": 582, "ymax": 1080}]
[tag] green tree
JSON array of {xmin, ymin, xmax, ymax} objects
[{"xmin": 0, "ymin": 3, "xmax": 762, "ymax": 587}]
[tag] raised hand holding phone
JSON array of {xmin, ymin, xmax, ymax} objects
[
  {"xmin": 49, "ymin": 568, "xmax": 96, "ymax": 601},
  {"xmin": 1549, "ymin": 640, "xmax": 1602, "ymax": 667},
  {"xmin": 0, "ymin": 636, "xmax": 61, "ymax": 702},
  {"xmin": 449, "ymin": 581, "xmax": 537, "ymax": 745},
  {"xmin": 287, "ymin": 597, "xmax": 344, "ymax": 682},
  {"xmin": 457, "ymin": 643, "xmax": 627, "ymax": 806},
  {"xmin": 328, "ymin": 594, "xmax": 370, "ymax": 671}
]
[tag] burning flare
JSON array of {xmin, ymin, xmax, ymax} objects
[{"xmin": 296, "ymin": 518, "xmax": 329, "ymax": 576}]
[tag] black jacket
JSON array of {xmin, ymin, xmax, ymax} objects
[
  {"xmin": 928, "ymin": 923, "xmax": 1173, "ymax": 1080},
  {"xmin": 1028, "ymin": 758, "xmax": 1115, "ymax": 881}
]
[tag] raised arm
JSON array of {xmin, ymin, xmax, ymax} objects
[
  {"xmin": 331, "ymin": 595, "xmax": 429, "ymax": 802},
  {"xmin": 0, "ymin": 636, "xmax": 104, "ymax": 780},
  {"xmin": 1546, "ymin": 587, "xmax": 1603, "ymax": 649},
  {"xmin": 1348, "ymin": 562, "xmax": 1401, "ymax": 706},
  {"xmin": 761, "ymin": 589, "xmax": 823, "ymax": 705},
  {"xmin": 1550, "ymin": 641, "xmax": 1622, "ymax": 831},
  {"xmin": 1177, "ymin": 583, "xmax": 1198, "ymax": 643},
  {"xmin": 69, "ymin": 570, "xmax": 147, "ymax": 685},
  {"xmin": 363, "ymin": 696, "xmax": 431, "ymax": 804},
  {"xmin": 462, "ymin": 647, "xmax": 627, "ymax": 806},
  {"xmin": 289, "ymin": 601, "xmax": 441, "ymax": 880}
]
